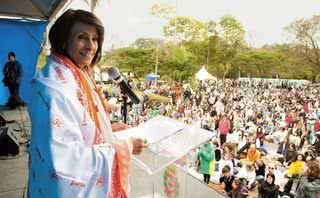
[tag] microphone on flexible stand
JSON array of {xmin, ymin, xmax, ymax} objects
[
  {"xmin": 107, "ymin": 67, "xmax": 140, "ymax": 104},
  {"xmin": 107, "ymin": 67, "xmax": 140, "ymax": 124}
]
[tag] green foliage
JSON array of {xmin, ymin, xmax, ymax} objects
[
  {"xmin": 316, "ymin": 73, "xmax": 320, "ymax": 82},
  {"xmin": 235, "ymin": 50, "xmax": 284, "ymax": 78},
  {"xmin": 159, "ymin": 46, "xmax": 198, "ymax": 83},
  {"xmin": 163, "ymin": 16, "xmax": 207, "ymax": 42},
  {"xmin": 150, "ymin": 3, "xmax": 174, "ymax": 19},
  {"xmin": 285, "ymin": 15, "xmax": 320, "ymax": 71},
  {"xmin": 101, "ymin": 14, "xmax": 320, "ymax": 81},
  {"xmin": 108, "ymin": 48, "xmax": 156, "ymax": 77},
  {"xmin": 131, "ymin": 38, "xmax": 160, "ymax": 49}
]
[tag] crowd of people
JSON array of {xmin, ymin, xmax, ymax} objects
[
  {"xmin": 105, "ymin": 78, "xmax": 320, "ymax": 198},
  {"xmin": 22, "ymin": 7, "xmax": 318, "ymax": 198}
]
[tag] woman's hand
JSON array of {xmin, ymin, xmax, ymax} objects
[
  {"xmin": 112, "ymin": 122, "xmax": 129, "ymax": 132},
  {"xmin": 130, "ymin": 138, "xmax": 149, "ymax": 155},
  {"xmin": 105, "ymin": 102, "xmax": 118, "ymax": 114}
]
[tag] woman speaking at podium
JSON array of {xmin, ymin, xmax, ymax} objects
[{"xmin": 28, "ymin": 9, "xmax": 147, "ymax": 197}]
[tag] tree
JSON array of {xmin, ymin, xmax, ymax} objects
[
  {"xmin": 217, "ymin": 63, "xmax": 232, "ymax": 81},
  {"xmin": 163, "ymin": 17, "xmax": 207, "ymax": 42},
  {"xmin": 285, "ymin": 15, "xmax": 320, "ymax": 71},
  {"xmin": 150, "ymin": 3, "xmax": 174, "ymax": 19},
  {"xmin": 131, "ymin": 38, "xmax": 161, "ymax": 49},
  {"xmin": 107, "ymin": 48, "xmax": 155, "ymax": 78},
  {"xmin": 159, "ymin": 46, "xmax": 198, "ymax": 83},
  {"xmin": 235, "ymin": 50, "xmax": 284, "ymax": 78},
  {"xmin": 207, "ymin": 15, "xmax": 246, "ymax": 79},
  {"xmin": 217, "ymin": 15, "xmax": 246, "ymax": 64}
]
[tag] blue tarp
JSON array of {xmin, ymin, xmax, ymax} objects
[
  {"xmin": 146, "ymin": 73, "xmax": 160, "ymax": 81},
  {"xmin": 0, "ymin": 19, "xmax": 48, "ymax": 105}
]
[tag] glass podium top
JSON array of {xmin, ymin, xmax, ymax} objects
[{"xmin": 114, "ymin": 116, "xmax": 215, "ymax": 174}]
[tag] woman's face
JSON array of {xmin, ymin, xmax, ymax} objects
[
  {"xmin": 67, "ymin": 22, "xmax": 98, "ymax": 68},
  {"xmin": 297, "ymin": 154, "xmax": 303, "ymax": 161},
  {"xmin": 266, "ymin": 175, "xmax": 273, "ymax": 184}
]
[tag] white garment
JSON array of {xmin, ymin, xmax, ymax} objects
[
  {"xmin": 236, "ymin": 168, "xmax": 256, "ymax": 186},
  {"xmin": 218, "ymin": 160, "xmax": 234, "ymax": 175},
  {"xmin": 28, "ymin": 55, "xmax": 129, "ymax": 197}
]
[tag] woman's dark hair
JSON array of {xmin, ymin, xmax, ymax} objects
[
  {"xmin": 266, "ymin": 173, "xmax": 275, "ymax": 184},
  {"xmin": 288, "ymin": 143, "xmax": 296, "ymax": 150},
  {"xmin": 293, "ymin": 153, "xmax": 305, "ymax": 162},
  {"xmin": 49, "ymin": 9, "xmax": 104, "ymax": 67},
  {"xmin": 299, "ymin": 135, "xmax": 311, "ymax": 149}
]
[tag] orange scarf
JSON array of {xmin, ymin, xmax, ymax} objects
[
  {"xmin": 51, "ymin": 52, "xmax": 130, "ymax": 197},
  {"xmin": 52, "ymin": 52, "xmax": 108, "ymax": 144}
]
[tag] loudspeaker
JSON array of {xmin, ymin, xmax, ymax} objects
[{"xmin": 0, "ymin": 127, "xmax": 20, "ymax": 156}]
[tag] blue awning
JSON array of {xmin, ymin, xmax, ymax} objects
[
  {"xmin": 0, "ymin": 18, "xmax": 48, "ymax": 105},
  {"xmin": 0, "ymin": 0, "xmax": 69, "ymax": 20},
  {"xmin": 146, "ymin": 73, "xmax": 160, "ymax": 81}
]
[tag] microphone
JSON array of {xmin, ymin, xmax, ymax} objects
[{"xmin": 107, "ymin": 67, "xmax": 140, "ymax": 104}]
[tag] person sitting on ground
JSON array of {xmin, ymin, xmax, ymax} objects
[
  {"xmin": 254, "ymin": 159, "xmax": 266, "ymax": 183},
  {"xmin": 276, "ymin": 136, "xmax": 289, "ymax": 156},
  {"xmin": 230, "ymin": 177, "xmax": 249, "ymax": 198},
  {"xmin": 296, "ymin": 160, "xmax": 320, "ymax": 198},
  {"xmin": 312, "ymin": 134, "xmax": 320, "ymax": 157},
  {"xmin": 236, "ymin": 162, "xmax": 256, "ymax": 190},
  {"xmin": 287, "ymin": 153, "xmax": 305, "ymax": 178},
  {"xmin": 246, "ymin": 144, "xmax": 261, "ymax": 162},
  {"xmin": 219, "ymin": 153, "xmax": 235, "ymax": 176},
  {"xmin": 299, "ymin": 135, "xmax": 312, "ymax": 155},
  {"xmin": 219, "ymin": 165, "xmax": 235, "ymax": 196},
  {"xmin": 237, "ymin": 133, "xmax": 256, "ymax": 157},
  {"xmin": 266, "ymin": 162, "xmax": 289, "ymax": 189},
  {"xmin": 258, "ymin": 173, "xmax": 279, "ymax": 198},
  {"xmin": 283, "ymin": 143, "xmax": 298, "ymax": 165}
]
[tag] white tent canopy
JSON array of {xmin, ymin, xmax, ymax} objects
[{"xmin": 195, "ymin": 66, "xmax": 217, "ymax": 81}]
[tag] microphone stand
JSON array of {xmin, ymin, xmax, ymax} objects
[{"xmin": 120, "ymin": 89, "xmax": 128, "ymax": 124}]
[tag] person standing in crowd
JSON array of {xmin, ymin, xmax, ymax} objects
[
  {"xmin": 219, "ymin": 114, "xmax": 231, "ymax": 146},
  {"xmin": 197, "ymin": 140, "xmax": 214, "ymax": 184},
  {"xmin": 258, "ymin": 173, "xmax": 279, "ymax": 198},
  {"xmin": 28, "ymin": 9, "xmax": 148, "ymax": 197},
  {"xmin": 2, "ymin": 51, "xmax": 22, "ymax": 108}
]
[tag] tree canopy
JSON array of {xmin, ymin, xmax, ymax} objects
[{"xmin": 37, "ymin": 11, "xmax": 320, "ymax": 82}]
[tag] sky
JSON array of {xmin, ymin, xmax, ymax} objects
[{"xmin": 67, "ymin": 0, "xmax": 320, "ymax": 50}]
